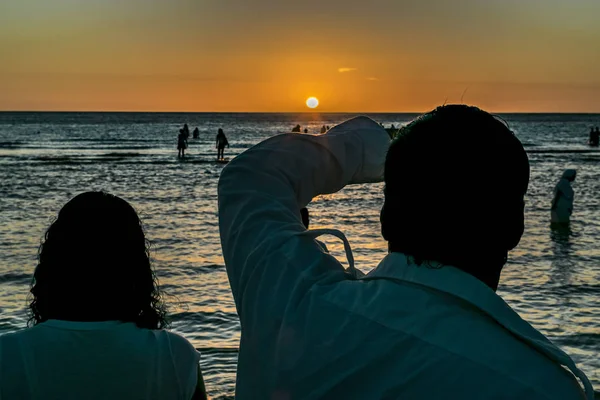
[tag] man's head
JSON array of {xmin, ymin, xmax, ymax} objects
[
  {"xmin": 381, "ymin": 105, "xmax": 530, "ymax": 289},
  {"xmin": 562, "ymin": 169, "xmax": 576, "ymax": 182}
]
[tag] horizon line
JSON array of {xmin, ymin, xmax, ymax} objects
[{"xmin": 2, "ymin": 110, "xmax": 600, "ymax": 115}]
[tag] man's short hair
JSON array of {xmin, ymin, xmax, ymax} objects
[{"xmin": 381, "ymin": 105, "xmax": 530, "ymax": 271}]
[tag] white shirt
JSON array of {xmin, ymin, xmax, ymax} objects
[
  {"xmin": 0, "ymin": 320, "xmax": 200, "ymax": 400},
  {"xmin": 218, "ymin": 116, "xmax": 594, "ymax": 399}
]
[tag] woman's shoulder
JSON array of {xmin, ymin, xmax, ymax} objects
[
  {"xmin": 150, "ymin": 329, "xmax": 199, "ymax": 357},
  {"xmin": 0, "ymin": 322, "xmax": 59, "ymax": 345},
  {"xmin": 153, "ymin": 329, "xmax": 201, "ymax": 393}
]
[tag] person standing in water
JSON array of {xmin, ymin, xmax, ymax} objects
[
  {"xmin": 216, "ymin": 128, "xmax": 229, "ymax": 160},
  {"xmin": 551, "ymin": 169, "xmax": 577, "ymax": 224},
  {"xmin": 588, "ymin": 127, "xmax": 599, "ymax": 146},
  {"xmin": 182, "ymin": 124, "xmax": 190, "ymax": 140},
  {"xmin": 192, "ymin": 127, "xmax": 200, "ymax": 139},
  {"xmin": 177, "ymin": 129, "xmax": 188, "ymax": 158}
]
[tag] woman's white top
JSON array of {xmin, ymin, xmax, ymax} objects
[{"xmin": 0, "ymin": 320, "xmax": 200, "ymax": 400}]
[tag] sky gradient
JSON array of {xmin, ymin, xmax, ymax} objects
[{"xmin": 1, "ymin": 0, "xmax": 599, "ymax": 112}]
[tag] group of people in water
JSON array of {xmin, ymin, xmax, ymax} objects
[
  {"xmin": 177, "ymin": 123, "xmax": 229, "ymax": 160},
  {"xmin": 291, "ymin": 124, "xmax": 332, "ymax": 134},
  {"xmin": 588, "ymin": 126, "xmax": 600, "ymax": 146},
  {"xmin": 1, "ymin": 106, "xmax": 597, "ymax": 400},
  {"xmin": 291, "ymin": 124, "xmax": 309, "ymax": 133}
]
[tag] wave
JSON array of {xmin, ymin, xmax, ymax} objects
[
  {"xmin": 33, "ymin": 153, "xmax": 143, "ymax": 161},
  {"xmin": 3, "ymin": 156, "xmax": 230, "ymax": 166},
  {"xmin": 196, "ymin": 347, "xmax": 239, "ymax": 354},
  {"xmin": 553, "ymin": 333, "xmax": 600, "ymax": 348},
  {"xmin": 0, "ymin": 145, "xmax": 159, "ymax": 151},
  {"xmin": 0, "ymin": 142, "xmax": 25, "ymax": 149},
  {"xmin": 56, "ymin": 138, "xmax": 165, "ymax": 143},
  {"xmin": 170, "ymin": 310, "xmax": 238, "ymax": 325},
  {"xmin": 3, "ymin": 142, "xmax": 599, "ymax": 154},
  {"xmin": 551, "ymin": 283, "xmax": 600, "ymax": 296},
  {"xmin": 526, "ymin": 149, "xmax": 600, "ymax": 154},
  {"xmin": 0, "ymin": 272, "xmax": 32, "ymax": 284}
]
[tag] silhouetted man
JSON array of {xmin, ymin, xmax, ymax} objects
[
  {"xmin": 177, "ymin": 129, "xmax": 187, "ymax": 158},
  {"xmin": 589, "ymin": 127, "xmax": 599, "ymax": 146},
  {"xmin": 218, "ymin": 106, "xmax": 592, "ymax": 399}
]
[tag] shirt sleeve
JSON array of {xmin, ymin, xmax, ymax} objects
[
  {"xmin": 167, "ymin": 332, "xmax": 201, "ymax": 400},
  {"xmin": 217, "ymin": 116, "xmax": 389, "ymax": 322}
]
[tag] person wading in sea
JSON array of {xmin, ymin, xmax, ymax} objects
[
  {"xmin": 216, "ymin": 128, "xmax": 229, "ymax": 161},
  {"xmin": 551, "ymin": 169, "xmax": 576, "ymax": 225},
  {"xmin": 177, "ymin": 129, "xmax": 188, "ymax": 158}
]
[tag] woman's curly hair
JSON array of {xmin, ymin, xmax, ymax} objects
[{"xmin": 28, "ymin": 191, "xmax": 168, "ymax": 329}]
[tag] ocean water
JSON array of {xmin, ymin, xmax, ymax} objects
[{"xmin": 1, "ymin": 112, "xmax": 599, "ymax": 398}]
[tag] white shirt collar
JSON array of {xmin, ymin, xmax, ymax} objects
[
  {"xmin": 360, "ymin": 252, "xmax": 594, "ymax": 398},
  {"xmin": 40, "ymin": 320, "xmax": 129, "ymax": 331}
]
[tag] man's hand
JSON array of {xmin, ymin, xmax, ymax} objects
[{"xmin": 321, "ymin": 116, "xmax": 390, "ymax": 185}]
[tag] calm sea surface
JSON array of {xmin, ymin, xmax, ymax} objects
[{"xmin": 1, "ymin": 112, "xmax": 599, "ymax": 398}]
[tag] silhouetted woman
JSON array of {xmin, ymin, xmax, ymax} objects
[
  {"xmin": 0, "ymin": 191, "xmax": 207, "ymax": 400},
  {"xmin": 216, "ymin": 128, "xmax": 229, "ymax": 160}
]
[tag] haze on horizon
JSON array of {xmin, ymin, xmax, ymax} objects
[{"xmin": 1, "ymin": 0, "xmax": 599, "ymax": 113}]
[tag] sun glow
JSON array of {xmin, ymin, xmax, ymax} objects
[{"xmin": 306, "ymin": 97, "xmax": 319, "ymax": 109}]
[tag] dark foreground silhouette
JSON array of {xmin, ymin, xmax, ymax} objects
[
  {"xmin": 218, "ymin": 105, "xmax": 593, "ymax": 399},
  {"xmin": 0, "ymin": 191, "xmax": 207, "ymax": 400}
]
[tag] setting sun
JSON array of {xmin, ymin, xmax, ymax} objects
[{"xmin": 306, "ymin": 97, "xmax": 319, "ymax": 109}]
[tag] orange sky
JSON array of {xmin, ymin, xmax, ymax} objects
[{"xmin": 1, "ymin": 0, "xmax": 599, "ymax": 112}]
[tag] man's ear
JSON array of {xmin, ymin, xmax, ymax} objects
[{"xmin": 504, "ymin": 200, "xmax": 525, "ymax": 251}]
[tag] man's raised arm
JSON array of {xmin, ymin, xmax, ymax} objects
[{"xmin": 217, "ymin": 116, "xmax": 389, "ymax": 318}]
